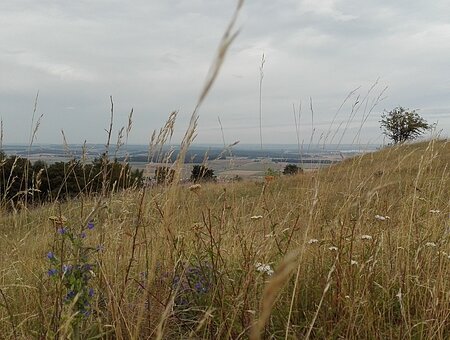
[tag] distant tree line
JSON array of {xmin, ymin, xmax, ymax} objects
[
  {"xmin": 153, "ymin": 164, "xmax": 217, "ymax": 185},
  {"xmin": 153, "ymin": 163, "xmax": 302, "ymax": 186},
  {"xmin": 0, "ymin": 151, "xmax": 143, "ymax": 205}
]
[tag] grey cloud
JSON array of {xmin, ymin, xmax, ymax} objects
[{"xmin": 0, "ymin": 0, "xmax": 448, "ymax": 145}]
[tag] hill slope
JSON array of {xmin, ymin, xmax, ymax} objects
[{"xmin": 0, "ymin": 140, "xmax": 449, "ymax": 339}]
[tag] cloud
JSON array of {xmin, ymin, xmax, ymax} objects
[
  {"xmin": 298, "ymin": 0, "xmax": 357, "ymax": 22},
  {"xmin": 0, "ymin": 0, "xmax": 448, "ymax": 145}
]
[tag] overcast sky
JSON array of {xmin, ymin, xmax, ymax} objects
[{"xmin": 1, "ymin": 0, "xmax": 449, "ymax": 146}]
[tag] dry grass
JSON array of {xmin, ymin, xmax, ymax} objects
[
  {"xmin": 1, "ymin": 2, "xmax": 448, "ymax": 338},
  {"xmin": 0, "ymin": 139, "xmax": 448, "ymax": 339}
]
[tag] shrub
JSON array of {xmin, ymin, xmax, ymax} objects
[
  {"xmin": 380, "ymin": 107, "xmax": 430, "ymax": 144},
  {"xmin": 190, "ymin": 165, "xmax": 216, "ymax": 183},
  {"xmin": 283, "ymin": 164, "xmax": 302, "ymax": 175}
]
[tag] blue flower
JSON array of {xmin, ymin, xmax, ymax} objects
[
  {"xmin": 47, "ymin": 251, "xmax": 55, "ymax": 260},
  {"xmin": 82, "ymin": 264, "xmax": 92, "ymax": 271},
  {"xmin": 57, "ymin": 227, "xmax": 67, "ymax": 235},
  {"xmin": 65, "ymin": 290, "xmax": 76, "ymax": 301},
  {"xmin": 87, "ymin": 221, "xmax": 94, "ymax": 230},
  {"xmin": 194, "ymin": 282, "xmax": 203, "ymax": 293},
  {"xmin": 194, "ymin": 282, "xmax": 206, "ymax": 293},
  {"xmin": 62, "ymin": 264, "xmax": 72, "ymax": 274},
  {"xmin": 48, "ymin": 268, "xmax": 58, "ymax": 276},
  {"xmin": 88, "ymin": 288, "xmax": 94, "ymax": 297}
]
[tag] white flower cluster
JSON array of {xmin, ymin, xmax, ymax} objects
[
  {"xmin": 375, "ymin": 214, "xmax": 390, "ymax": 221},
  {"xmin": 255, "ymin": 262, "xmax": 274, "ymax": 276}
]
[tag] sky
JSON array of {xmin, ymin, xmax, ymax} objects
[{"xmin": 1, "ymin": 0, "xmax": 449, "ymax": 146}]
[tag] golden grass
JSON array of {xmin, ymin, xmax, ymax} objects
[{"xmin": 0, "ymin": 139, "xmax": 448, "ymax": 339}]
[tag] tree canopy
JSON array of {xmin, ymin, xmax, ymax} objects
[
  {"xmin": 0, "ymin": 154, "xmax": 143, "ymax": 205},
  {"xmin": 283, "ymin": 164, "xmax": 302, "ymax": 175},
  {"xmin": 190, "ymin": 165, "xmax": 216, "ymax": 183},
  {"xmin": 380, "ymin": 107, "xmax": 430, "ymax": 144}
]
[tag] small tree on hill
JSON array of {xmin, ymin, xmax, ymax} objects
[
  {"xmin": 191, "ymin": 165, "xmax": 215, "ymax": 183},
  {"xmin": 381, "ymin": 107, "xmax": 430, "ymax": 144},
  {"xmin": 283, "ymin": 164, "xmax": 302, "ymax": 175}
]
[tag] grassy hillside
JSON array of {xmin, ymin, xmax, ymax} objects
[{"xmin": 0, "ymin": 139, "xmax": 449, "ymax": 339}]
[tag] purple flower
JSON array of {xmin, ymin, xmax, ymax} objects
[
  {"xmin": 87, "ymin": 221, "xmax": 94, "ymax": 230},
  {"xmin": 62, "ymin": 264, "xmax": 72, "ymax": 274},
  {"xmin": 57, "ymin": 227, "xmax": 67, "ymax": 235},
  {"xmin": 88, "ymin": 288, "xmax": 94, "ymax": 297},
  {"xmin": 47, "ymin": 251, "xmax": 55, "ymax": 260},
  {"xmin": 48, "ymin": 268, "xmax": 58, "ymax": 276},
  {"xmin": 80, "ymin": 232, "xmax": 86, "ymax": 239},
  {"xmin": 82, "ymin": 264, "xmax": 92, "ymax": 271},
  {"xmin": 194, "ymin": 282, "xmax": 205, "ymax": 293},
  {"xmin": 65, "ymin": 290, "xmax": 76, "ymax": 301}
]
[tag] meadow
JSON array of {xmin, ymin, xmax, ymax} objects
[
  {"xmin": 1, "ymin": 2, "xmax": 449, "ymax": 338},
  {"xmin": 0, "ymin": 138, "xmax": 448, "ymax": 339}
]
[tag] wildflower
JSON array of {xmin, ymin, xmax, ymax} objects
[
  {"xmin": 361, "ymin": 235, "xmax": 373, "ymax": 241},
  {"xmin": 351, "ymin": 260, "xmax": 358, "ymax": 266},
  {"xmin": 424, "ymin": 242, "xmax": 437, "ymax": 248},
  {"xmin": 251, "ymin": 215, "xmax": 263, "ymax": 220},
  {"xmin": 47, "ymin": 251, "xmax": 55, "ymax": 260},
  {"xmin": 88, "ymin": 288, "xmax": 95, "ymax": 297},
  {"xmin": 62, "ymin": 264, "xmax": 72, "ymax": 274},
  {"xmin": 255, "ymin": 262, "xmax": 274, "ymax": 276},
  {"xmin": 328, "ymin": 246, "xmax": 338, "ymax": 251},
  {"xmin": 65, "ymin": 290, "xmax": 76, "ymax": 301},
  {"xmin": 176, "ymin": 297, "xmax": 188, "ymax": 306},
  {"xmin": 48, "ymin": 268, "xmax": 58, "ymax": 276},
  {"xmin": 307, "ymin": 238, "xmax": 319, "ymax": 244},
  {"xmin": 189, "ymin": 184, "xmax": 201, "ymax": 191},
  {"xmin": 374, "ymin": 215, "xmax": 389, "ymax": 221},
  {"xmin": 57, "ymin": 227, "xmax": 67, "ymax": 234},
  {"xmin": 429, "ymin": 209, "xmax": 441, "ymax": 214},
  {"xmin": 80, "ymin": 232, "xmax": 86, "ymax": 239},
  {"xmin": 194, "ymin": 282, "xmax": 207, "ymax": 293},
  {"xmin": 87, "ymin": 221, "xmax": 94, "ymax": 230},
  {"xmin": 82, "ymin": 264, "xmax": 92, "ymax": 271}
]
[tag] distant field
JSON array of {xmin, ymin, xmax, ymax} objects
[
  {"xmin": 141, "ymin": 157, "xmax": 330, "ymax": 180},
  {"xmin": 2, "ymin": 143, "xmax": 362, "ymax": 180}
]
